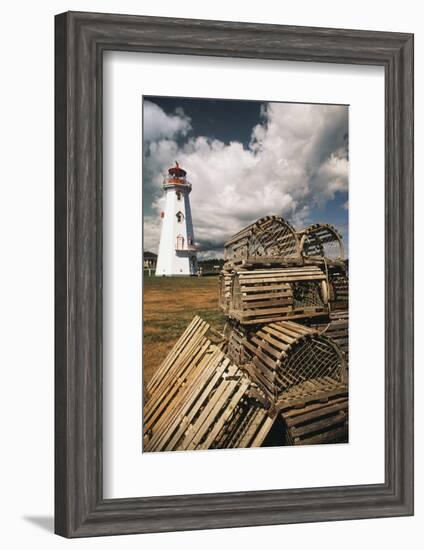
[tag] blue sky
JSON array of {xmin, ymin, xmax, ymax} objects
[{"xmin": 143, "ymin": 96, "xmax": 348, "ymax": 258}]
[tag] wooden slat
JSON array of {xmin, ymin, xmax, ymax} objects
[
  {"xmin": 290, "ymin": 410, "xmax": 347, "ymax": 438},
  {"xmin": 250, "ymin": 416, "xmax": 276, "ymax": 447},
  {"xmin": 200, "ymin": 379, "xmax": 251, "ymax": 449},
  {"xmin": 241, "ymin": 290, "xmax": 293, "ymax": 301},
  {"xmin": 296, "ymin": 425, "xmax": 348, "ymax": 445},
  {"xmin": 230, "ymin": 309, "xmax": 327, "ymax": 325},
  {"xmin": 240, "ymin": 283, "xmax": 295, "ymax": 293},
  {"xmin": 285, "ymin": 400, "xmax": 348, "ymax": 428}
]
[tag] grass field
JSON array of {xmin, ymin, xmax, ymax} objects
[{"xmin": 143, "ymin": 275, "xmax": 225, "ymax": 388}]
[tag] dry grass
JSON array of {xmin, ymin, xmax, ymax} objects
[{"xmin": 143, "ymin": 275, "xmax": 225, "ymax": 388}]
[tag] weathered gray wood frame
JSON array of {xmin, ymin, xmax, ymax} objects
[{"xmin": 55, "ymin": 11, "xmax": 414, "ymax": 538}]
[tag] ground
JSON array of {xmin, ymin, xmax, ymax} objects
[{"xmin": 143, "ymin": 274, "xmax": 225, "ymax": 389}]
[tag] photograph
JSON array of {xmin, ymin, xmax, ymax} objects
[
  {"xmin": 0, "ymin": 1, "xmax": 415, "ymax": 544},
  {"xmin": 142, "ymin": 96, "xmax": 349, "ymax": 452}
]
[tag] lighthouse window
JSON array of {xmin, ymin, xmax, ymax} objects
[
  {"xmin": 176, "ymin": 211, "xmax": 184, "ymax": 223},
  {"xmin": 176, "ymin": 191, "xmax": 182, "ymax": 201}
]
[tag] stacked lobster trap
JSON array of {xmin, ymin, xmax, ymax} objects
[{"xmin": 144, "ymin": 215, "xmax": 349, "ymax": 452}]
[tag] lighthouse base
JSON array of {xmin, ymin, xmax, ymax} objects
[{"xmin": 155, "ymin": 253, "xmax": 197, "ymax": 276}]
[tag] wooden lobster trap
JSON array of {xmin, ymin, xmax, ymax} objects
[
  {"xmin": 145, "ymin": 315, "xmax": 349, "ymax": 450},
  {"xmin": 224, "ymin": 215, "xmax": 301, "ymax": 266},
  {"xmin": 227, "ymin": 320, "xmax": 346, "ymax": 404},
  {"xmin": 226, "ymin": 266, "xmax": 329, "ymax": 324},
  {"xmin": 145, "ymin": 212, "xmax": 349, "ymax": 451},
  {"xmin": 298, "ymin": 223, "xmax": 345, "ymax": 260},
  {"xmin": 144, "ymin": 316, "xmax": 273, "ymax": 452},
  {"xmin": 217, "ymin": 377, "xmax": 349, "ymax": 448},
  {"xmin": 278, "ymin": 378, "xmax": 349, "ymax": 445}
]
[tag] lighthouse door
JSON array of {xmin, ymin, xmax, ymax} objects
[{"xmin": 176, "ymin": 234, "xmax": 184, "ymax": 251}]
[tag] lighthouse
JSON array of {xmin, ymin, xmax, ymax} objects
[{"xmin": 155, "ymin": 162, "xmax": 198, "ymax": 276}]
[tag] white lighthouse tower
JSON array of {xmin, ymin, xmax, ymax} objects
[{"xmin": 155, "ymin": 162, "xmax": 198, "ymax": 276}]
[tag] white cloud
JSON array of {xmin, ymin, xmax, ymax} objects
[
  {"xmin": 143, "ymin": 101, "xmax": 348, "ymax": 257},
  {"xmin": 143, "ymin": 100, "xmax": 191, "ymax": 142}
]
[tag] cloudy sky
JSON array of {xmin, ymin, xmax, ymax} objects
[{"xmin": 143, "ymin": 96, "xmax": 348, "ymax": 259}]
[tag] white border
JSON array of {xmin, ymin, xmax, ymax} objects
[{"xmin": 103, "ymin": 51, "xmax": 385, "ymax": 498}]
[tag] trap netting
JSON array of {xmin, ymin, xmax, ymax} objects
[
  {"xmin": 279, "ymin": 335, "xmax": 344, "ymax": 396},
  {"xmin": 292, "ymin": 281, "xmax": 325, "ymax": 308}
]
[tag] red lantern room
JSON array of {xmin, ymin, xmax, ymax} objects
[
  {"xmin": 164, "ymin": 161, "xmax": 191, "ymax": 190},
  {"xmin": 168, "ymin": 161, "xmax": 186, "ymax": 179}
]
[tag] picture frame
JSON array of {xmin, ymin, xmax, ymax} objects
[{"xmin": 55, "ymin": 11, "xmax": 414, "ymax": 537}]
